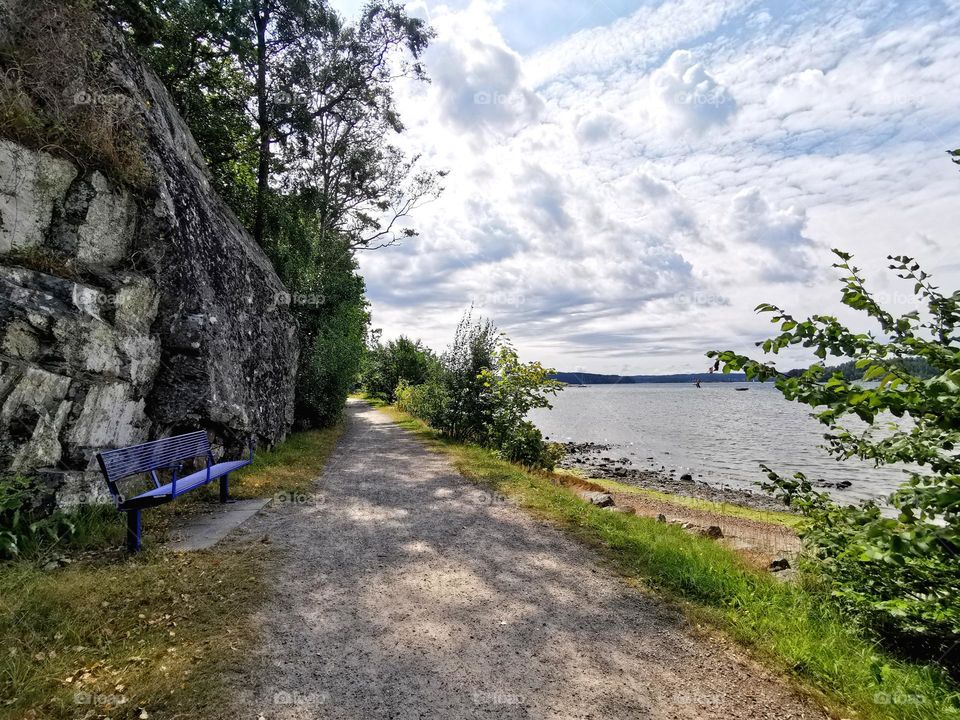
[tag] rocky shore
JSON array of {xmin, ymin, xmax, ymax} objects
[{"xmin": 559, "ymin": 441, "xmax": 792, "ymax": 514}]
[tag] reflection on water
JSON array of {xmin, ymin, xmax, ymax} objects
[{"xmin": 529, "ymin": 383, "xmax": 908, "ymax": 504}]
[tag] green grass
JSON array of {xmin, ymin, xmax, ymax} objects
[
  {"xmin": 4, "ymin": 504, "xmax": 128, "ymax": 561},
  {"xmin": 582, "ymin": 475, "xmax": 803, "ymax": 527},
  {"xmin": 0, "ymin": 548, "xmax": 266, "ymax": 719},
  {"xmin": 231, "ymin": 424, "xmax": 343, "ymax": 499},
  {"xmin": 372, "ymin": 402, "xmax": 960, "ymax": 720},
  {"xmin": 0, "ymin": 425, "xmax": 343, "ymax": 719}
]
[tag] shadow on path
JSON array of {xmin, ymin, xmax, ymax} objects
[{"xmin": 227, "ymin": 400, "xmax": 824, "ymax": 720}]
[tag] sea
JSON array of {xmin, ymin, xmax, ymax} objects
[{"xmin": 529, "ymin": 382, "xmax": 910, "ymax": 505}]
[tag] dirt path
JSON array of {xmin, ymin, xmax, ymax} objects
[{"xmin": 227, "ymin": 400, "xmax": 827, "ymax": 719}]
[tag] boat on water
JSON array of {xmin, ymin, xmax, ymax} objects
[{"xmin": 735, "ymin": 387, "xmax": 749, "ymax": 391}]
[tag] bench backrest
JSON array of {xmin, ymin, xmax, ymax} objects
[{"xmin": 96, "ymin": 431, "xmax": 211, "ymax": 491}]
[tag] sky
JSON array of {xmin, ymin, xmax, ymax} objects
[{"xmin": 331, "ymin": 0, "xmax": 960, "ymax": 374}]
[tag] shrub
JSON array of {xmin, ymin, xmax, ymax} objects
[
  {"xmin": 395, "ymin": 378, "xmax": 449, "ymax": 427},
  {"xmin": 479, "ymin": 344, "xmax": 564, "ymax": 468},
  {"xmin": 710, "ymin": 250, "xmax": 960, "ymax": 667},
  {"xmin": 362, "ymin": 336, "xmax": 438, "ymax": 402},
  {"xmin": 390, "ymin": 314, "xmax": 564, "ymax": 470},
  {"xmin": 0, "ymin": 476, "xmax": 76, "ymax": 559}
]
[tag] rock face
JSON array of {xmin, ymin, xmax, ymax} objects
[{"xmin": 0, "ymin": 4, "xmax": 298, "ymax": 508}]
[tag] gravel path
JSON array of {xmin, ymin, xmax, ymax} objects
[{"xmin": 228, "ymin": 399, "xmax": 827, "ymax": 720}]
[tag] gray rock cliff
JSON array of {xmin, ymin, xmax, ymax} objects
[{"xmin": 0, "ymin": 2, "xmax": 298, "ymax": 508}]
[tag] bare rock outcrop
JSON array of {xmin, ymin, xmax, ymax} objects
[{"xmin": 0, "ymin": 2, "xmax": 298, "ymax": 508}]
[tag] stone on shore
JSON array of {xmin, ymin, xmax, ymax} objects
[{"xmin": 578, "ymin": 491, "xmax": 614, "ymax": 508}]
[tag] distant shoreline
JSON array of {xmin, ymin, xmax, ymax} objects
[{"xmin": 552, "ymin": 371, "xmax": 751, "ymax": 384}]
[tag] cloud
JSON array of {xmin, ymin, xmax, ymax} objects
[
  {"xmin": 724, "ymin": 189, "xmax": 818, "ymax": 283},
  {"xmin": 649, "ymin": 50, "xmax": 737, "ymax": 134},
  {"xmin": 426, "ymin": 3, "xmax": 543, "ymax": 138},
  {"xmin": 767, "ymin": 69, "xmax": 828, "ymax": 116},
  {"xmin": 358, "ymin": 0, "xmax": 960, "ymax": 374},
  {"xmin": 516, "ymin": 163, "xmax": 572, "ymax": 232},
  {"xmin": 574, "ymin": 111, "xmax": 623, "ymax": 144}
]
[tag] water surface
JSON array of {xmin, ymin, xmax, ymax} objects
[{"xmin": 530, "ymin": 383, "xmax": 908, "ymax": 504}]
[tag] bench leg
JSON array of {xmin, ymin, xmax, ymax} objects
[
  {"xmin": 125, "ymin": 510, "xmax": 141, "ymax": 553},
  {"xmin": 219, "ymin": 473, "xmax": 230, "ymax": 503}
]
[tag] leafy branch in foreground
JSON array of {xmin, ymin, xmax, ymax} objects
[{"xmin": 709, "ymin": 249, "xmax": 960, "ymax": 666}]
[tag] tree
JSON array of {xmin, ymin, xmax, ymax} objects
[
  {"xmin": 125, "ymin": 0, "xmax": 441, "ymax": 247},
  {"xmin": 262, "ymin": 2, "xmax": 444, "ymax": 250},
  {"xmin": 361, "ymin": 335, "xmax": 437, "ymax": 402},
  {"xmin": 113, "ymin": 0, "xmax": 259, "ymax": 213},
  {"xmin": 269, "ymin": 197, "xmax": 369, "ymax": 427},
  {"xmin": 437, "ymin": 312, "xmax": 500, "ymax": 441},
  {"xmin": 709, "ymin": 250, "xmax": 960, "ymax": 664},
  {"xmin": 117, "ymin": 0, "xmax": 442, "ymax": 426}
]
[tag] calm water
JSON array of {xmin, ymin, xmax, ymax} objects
[{"xmin": 529, "ymin": 383, "xmax": 909, "ymax": 505}]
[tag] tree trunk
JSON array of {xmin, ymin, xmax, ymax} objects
[{"xmin": 253, "ymin": 2, "xmax": 271, "ymax": 246}]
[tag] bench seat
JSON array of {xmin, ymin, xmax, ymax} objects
[
  {"xmin": 96, "ymin": 431, "xmax": 256, "ymax": 551},
  {"xmin": 124, "ymin": 459, "xmax": 253, "ymax": 508}
]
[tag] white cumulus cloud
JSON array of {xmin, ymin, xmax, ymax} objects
[{"xmin": 649, "ymin": 50, "xmax": 737, "ymax": 134}]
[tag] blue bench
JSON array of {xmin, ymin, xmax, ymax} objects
[{"xmin": 96, "ymin": 430, "xmax": 254, "ymax": 552}]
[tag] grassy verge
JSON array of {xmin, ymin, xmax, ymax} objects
[
  {"xmin": 371, "ymin": 401, "xmax": 960, "ymax": 720},
  {"xmin": 0, "ymin": 549, "xmax": 266, "ymax": 719},
  {"xmin": 0, "ymin": 426, "xmax": 342, "ymax": 719},
  {"xmin": 232, "ymin": 425, "xmax": 343, "ymax": 499},
  {"xmin": 580, "ymin": 475, "xmax": 802, "ymax": 527}
]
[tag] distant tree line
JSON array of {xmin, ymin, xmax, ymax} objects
[
  {"xmin": 783, "ymin": 356, "xmax": 936, "ymax": 380},
  {"xmin": 553, "ymin": 358, "xmax": 934, "ymax": 385},
  {"xmin": 549, "ymin": 372, "xmax": 748, "ymax": 384}
]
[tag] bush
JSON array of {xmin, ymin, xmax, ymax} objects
[
  {"xmin": 490, "ymin": 421, "xmax": 562, "ymax": 469},
  {"xmin": 390, "ymin": 313, "xmax": 564, "ymax": 470},
  {"xmin": 479, "ymin": 344, "xmax": 564, "ymax": 468},
  {"xmin": 362, "ymin": 336, "xmax": 438, "ymax": 402},
  {"xmin": 0, "ymin": 476, "xmax": 76, "ymax": 559},
  {"xmin": 710, "ymin": 250, "xmax": 960, "ymax": 667},
  {"xmin": 395, "ymin": 378, "xmax": 449, "ymax": 428}
]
